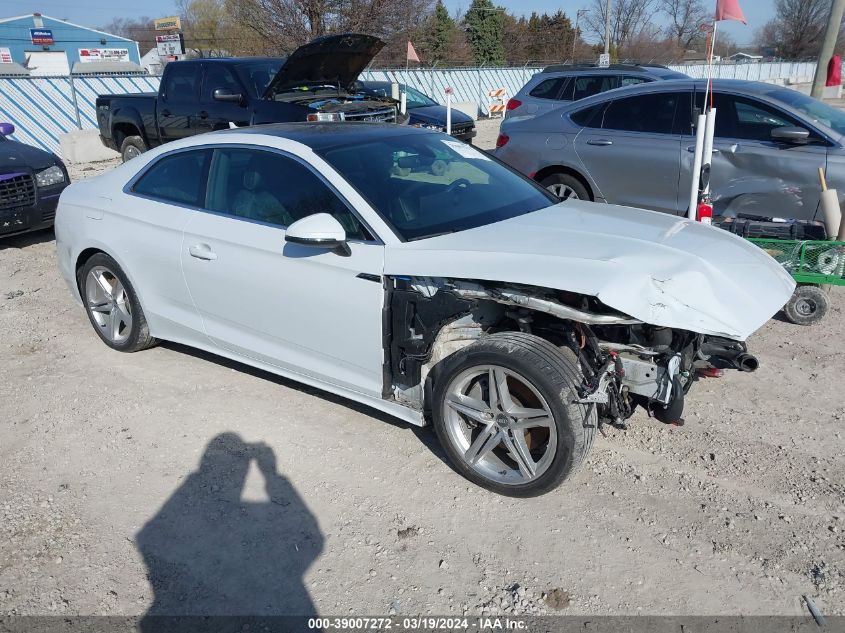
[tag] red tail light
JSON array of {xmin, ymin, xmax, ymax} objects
[
  {"xmin": 696, "ymin": 201, "xmax": 713, "ymax": 224},
  {"xmin": 506, "ymin": 98, "xmax": 522, "ymax": 111},
  {"xmin": 495, "ymin": 134, "xmax": 510, "ymax": 148}
]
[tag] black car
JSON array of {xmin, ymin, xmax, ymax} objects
[
  {"xmin": 357, "ymin": 81, "xmax": 476, "ymax": 143},
  {"xmin": 97, "ymin": 34, "xmax": 403, "ymax": 162},
  {"xmin": 0, "ymin": 123, "xmax": 69, "ymax": 238}
]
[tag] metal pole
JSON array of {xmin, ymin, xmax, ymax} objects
[
  {"xmin": 811, "ymin": 0, "xmax": 845, "ymax": 99},
  {"xmin": 68, "ymin": 74, "xmax": 82, "ymax": 130},
  {"xmin": 604, "ymin": 0, "xmax": 612, "ymax": 56}
]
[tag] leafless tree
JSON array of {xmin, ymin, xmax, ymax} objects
[
  {"xmin": 583, "ymin": 0, "xmax": 659, "ymax": 57},
  {"xmin": 100, "ymin": 16, "xmax": 158, "ymax": 55},
  {"xmin": 756, "ymin": 0, "xmax": 829, "ymax": 59},
  {"xmin": 660, "ymin": 0, "xmax": 708, "ymax": 49}
]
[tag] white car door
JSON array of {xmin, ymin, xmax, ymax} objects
[{"xmin": 180, "ymin": 146, "xmax": 385, "ymax": 397}]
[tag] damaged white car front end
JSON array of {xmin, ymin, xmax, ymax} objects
[{"xmin": 383, "ymin": 202, "xmax": 795, "ymax": 431}]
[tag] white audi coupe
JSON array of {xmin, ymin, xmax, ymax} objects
[{"xmin": 55, "ymin": 123, "xmax": 794, "ymax": 496}]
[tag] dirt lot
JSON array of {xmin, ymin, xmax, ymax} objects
[{"xmin": 1, "ymin": 119, "xmax": 844, "ymax": 619}]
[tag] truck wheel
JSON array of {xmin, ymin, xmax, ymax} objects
[
  {"xmin": 783, "ymin": 285, "xmax": 829, "ymax": 326},
  {"xmin": 120, "ymin": 135, "xmax": 147, "ymax": 162},
  {"xmin": 432, "ymin": 332, "xmax": 596, "ymax": 497},
  {"xmin": 540, "ymin": 173, "xmax": 589, "ymax": 201}
]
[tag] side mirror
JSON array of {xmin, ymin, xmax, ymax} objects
[
  {"xmin": 0, "ymin": 122, "xmax": 15, "ymax": 136},
  {"xmin": 771, "ymin": 126, "xmax": 810, "ymax": 144},
  {"xmin": 285, "ymin": 213, "xmax": 348, "ymax": 254},
  {"xmin": 213, "ymin": 88, "xmax": 243, "ymax": 103}
]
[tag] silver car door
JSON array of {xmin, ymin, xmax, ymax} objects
[
  {"xmin": 689, "ymin": 91, "xmax": 828, "ymax": 221},
  {"xmin": 180, "ymin": 146, "xmax": 386, "ymax": 397},
  {"xmin": 573, "ymin": 90, "xmax": 686, "ymax": 214}
]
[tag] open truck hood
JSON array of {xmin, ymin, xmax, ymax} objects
[
  {"xmin": 262, "ymin": 33, "xmax": 385, "ymax": 99},
  {"xmin": 384, "ymin": 201, "xmax": 796, "ymax": 340}
]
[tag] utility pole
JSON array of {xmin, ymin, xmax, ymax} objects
[
  {"xmin": 604, "ymin": 0, "xmax": 612, "ymax": 56},
  {"xmin": 572, "ymin": 9, "xmax": 588, "ymax": 61},
  {"xmin": 811, "ymin": 0, "xmax": 845, "ymax": 99}
]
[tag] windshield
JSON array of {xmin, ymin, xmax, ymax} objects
[
  {"xmin": 234, "ymin": 60, "xmax": 283, "ymax": 98},
  {"xmin": 768, "ymin": 88, "xmax": 845, "ymax": 136},
  {"xmin": 318, "ymin": 132, "xmax": 556, "ymax": 241}
]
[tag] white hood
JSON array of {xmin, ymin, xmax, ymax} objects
[{"xmin": 385, "ymin": 201, "xmax": 796, "ymax": 340}]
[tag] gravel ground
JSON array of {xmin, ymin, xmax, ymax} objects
[{"xmin": 1, "ymin": 122, "xmax": 844, "ymax": 619}]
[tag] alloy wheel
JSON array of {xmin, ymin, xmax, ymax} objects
[
  {"xmin": 441, "ymin": 364, "xmax": 557, "ymax": 485},
  {"xmin": 85, "ymin": 265, "xmax": 133, "ymax": 344},
  {"xmin": 546, "ymin": 183, "xmax": 579, "ymax": 200}
]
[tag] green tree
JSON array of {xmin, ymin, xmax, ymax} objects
[
  {"xmin": 424, "ymin": 0, "xmax": 455, "ymax": 64},
  {"xmin": 465, "ymin": 0, "xmax": 505, "ymax": 66}
]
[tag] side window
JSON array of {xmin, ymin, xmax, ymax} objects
[
  {"xmin": 572, "ymin": 75, "xmax": 619, "ymax": 101},
  {"xmin": 601, "ymin": 92, "xmax": 682, "ymax": 134},
  {"xmin": 202, "ymin": 65, "xmax": 242, "ymax": 102},
  {"xmin": 696, "ymin": 92, "xmax": 806, "ymax": 141},
  {"xmin": 162, "ymin": 64, "xmax": 200, "ymax": 102},
  {"xmin": 205, "ymin": 148, "xmax": 370, "ymax": 240},
  {"xmin": 132, "ymin": 150, "xmax": 211, "ymax": 206},
  {"xmin": 621, "ymin": 75, "xmax": 651, "ymax": 87},
  {"xmin": 570, "ymin": 103, "xmax": 606, "ymax": 128},
  {"xmin": 528, "ymin": 77, "xmax": 569, "ymax": 100}
]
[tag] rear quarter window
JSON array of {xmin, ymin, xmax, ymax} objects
[
  {"xmin": 569, "ymin": 103, "xmax": 606, "ymax": 128},
  {"xmin": 528, "ymin": 77, "xmax": 569, "ymax": 100}
]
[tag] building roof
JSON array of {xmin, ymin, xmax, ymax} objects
[{"xmin": 0, "ymin": 13, "xmax": 135, "ymax": 42}]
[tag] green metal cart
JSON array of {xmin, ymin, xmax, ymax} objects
[{"xmin": 747, "ymin": 238, "xmax": 845, "ymax": 325}]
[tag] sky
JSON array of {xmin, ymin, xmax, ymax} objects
[{"xmin": 6, "ymin": 0, "xmax": 771, "ymax": 45}]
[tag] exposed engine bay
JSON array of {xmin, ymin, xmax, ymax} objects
[
  {"xmin": 273, "ymin": 85, "xmax": 401, "ymax": 122},
  {"xmin": 384, "ymin": 276, "xmax": 758, "ymax": 429}
]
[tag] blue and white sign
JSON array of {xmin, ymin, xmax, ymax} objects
[{"xmin": 30, "ymin": 29, "xmax": 54, "ymax": 45}]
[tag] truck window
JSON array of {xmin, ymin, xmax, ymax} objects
[
  {"xmin": 163, "ymin": 64, "xmax": 200, "ymax": 102},
  {"xmin": 203, "ymin": 65, "xmax": 242, "ymax": 102}
]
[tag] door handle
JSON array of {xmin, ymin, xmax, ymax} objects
[
  {"xmin": 189, "ymin": 244, "xmax": 217, "ymax": 261},
  {"xmin": 687, "ymin": 145, "xmax": 720, "ymax": 154},
  {"xmin": 586, "ymin": 138, "xmax": 613, "ymax": 146}
]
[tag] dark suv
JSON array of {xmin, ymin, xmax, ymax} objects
[{"xmin": 505, "ymin": 63, "xmax": 687, "ymax": 119}]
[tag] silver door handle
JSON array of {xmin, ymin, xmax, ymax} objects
[
  {"xmin": 687, "ymin": 146, "xmax": 720, "ymax": 154},
  {"xmin": 587, "ymin": 138, "xmax": 613, "ymax": 146},
  {"xmin": 189, "ymin": 244, "xmax": 217, "ymax": 260}
]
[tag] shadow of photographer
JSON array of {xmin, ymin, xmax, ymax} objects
[{"xmin": 136, "ymin": 432, "xmax": 323, "ymax": 628}]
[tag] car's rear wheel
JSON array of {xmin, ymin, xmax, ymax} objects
[
  {"xmin": 432, "ymin": 332, "xmax": 596, "ymax": 497},
  {"xmin": 79, "ymin": 253, "xmax": 157, "ymax": 352},
  {"xmin": 120, "ymin": 135, "xmax": 147, "ymax": 162},
  {"xmin": 540, "ymin": 172, "xmax": 589, "ymax": 201}
]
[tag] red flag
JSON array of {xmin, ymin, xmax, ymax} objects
[
  {"xmin": 407, "ymin": 41, "xmax": 420, "ymax": 63},
  {"xmin": 715, "ymin": 0, "xmax": 746, "ymax": 24}
]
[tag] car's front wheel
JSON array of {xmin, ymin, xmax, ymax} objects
[
  {"xmin": 432, "ymin": 332, "xmax": 596, "ymax": 497},
  {"xmin": 79, "ymin": 253, "xmax": 157, "ymax": 352}
]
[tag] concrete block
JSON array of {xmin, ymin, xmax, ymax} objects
[
  {"xmin": 59, "ymin": 129, "xmax": 119, "ymax": 164},
  {"xmin": 452, "ymin": 101, "xmax": 478, "ymax": 120}
]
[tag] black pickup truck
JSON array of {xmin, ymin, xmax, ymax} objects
[{"xmin": 97, "ymin": 34, "xmax": 401, "ymax": 161}]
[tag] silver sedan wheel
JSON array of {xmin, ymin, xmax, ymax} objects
[
  {"xmin": 441, "ymin": 365, "xmax": 557, "ymax": 485},
  {"xmin": 546, "ymin": 183, "xmax": 579, "ymax": 200},
  {"xmin": 85, "ymin": 265, "xmax": 133, "ymax": 344}
]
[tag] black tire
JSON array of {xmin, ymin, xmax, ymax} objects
[
  {"xmin": 783, "ymin": 285, "xmax": 829, "ymax": 325},
  {"xmin": 120, "ymin": 135, "xmax": 147, "ymax": 162},
  {"xmin": 432, "ymin": 332, "xmax": 596, "ymax": 497},
  {"xmin": 539, "ymin": 172, "xmax": 590, "ymax": 201},
  {"xmin": 78, "ymin": 253, "xmax": 157, "ymax": 352}
]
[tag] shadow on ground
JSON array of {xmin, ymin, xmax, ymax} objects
[{"xmin": 136, "ymin": 433, "xmax": 323, "ymax": 628}]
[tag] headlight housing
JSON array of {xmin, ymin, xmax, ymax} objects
[
  {"xmin": 306, "ymin": 112, "xmax": 345, "ymax": 122},
  {"xmin": 35, "ymin": 165, "xmax": 65, "ymax": 187}
]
